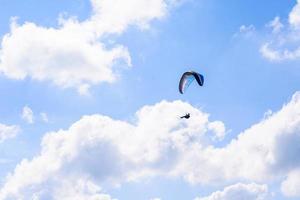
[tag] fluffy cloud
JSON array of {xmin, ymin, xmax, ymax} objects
[
  {"xmin": 289, "ymin": 0, "xmax": 300, "ymax": 28},
  {"xmin": 170, "ymin": 92, "xmax": 300, "ymax": 185},
  {"xmin": 0, "ymin": 100, "xmax": 224, "ymax": 199},
  {"xmin": 0, "ymin": 123, "xmax": 20, "ymax": 143},
  {"xmin": 260, "ymin": 0, "xmax": 300, "ymax": 61},
  {"xmin": 3, "ymin": 92, "xmax": 300, "ymax": 198},
  {"xmin": 207, "ymin": 121, "xmax": 226, "ymax": 140},
  {"xmin": 0, "ymin": 0, "xmax": 179, "ymax": 94},
  {"xmin": 281, "ymin": 169, "xmax": 300, "ymax": 197},
  {"xmin": 21, "ymin": 106, "xmax": 34, "ymax": 124},
  {"xmin": 194, "ymin": 183, "xmax": 269, "ymax": 200}
]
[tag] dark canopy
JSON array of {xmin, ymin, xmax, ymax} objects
[{"xmin": 179, "ymin": 71, "xmax": 204, "ymax": 94}]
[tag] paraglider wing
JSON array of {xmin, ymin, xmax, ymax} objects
[{"xmin": 179, "ymin": 71, "xmax": 204, "ymax": 94}]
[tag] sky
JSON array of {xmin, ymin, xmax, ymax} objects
[{"xmin": 1, "ymin": 0, "xmax": 300, "ymax": 199}]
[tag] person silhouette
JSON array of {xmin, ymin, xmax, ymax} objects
[{"xmin": 180, "ymin": 113, "xmax": 190, "ymax": 119}]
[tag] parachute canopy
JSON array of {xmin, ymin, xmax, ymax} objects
[{"xmin": 179, "ymin": 71, "xmax": 204, "ymax": 94}]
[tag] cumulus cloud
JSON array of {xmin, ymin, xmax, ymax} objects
[
  {"xmin": 289, "ymin": 0, "xmax": 300, "ymax": 28},
  {"xmin": 260, "ymin": 0, "xmax": 300, "ymax": 61},
  {"xmin": 0, "ymin": 100, "xmax": 225, "ymax": 199},
  {"xmin": 281, "ymin": 169, "xmax": 300, "ymax": 197},
  {"xmin": 0, "ymin": 123, "xmax": 20, "ymax": 143},
  {"xmin": 46, "ymin": 178, "xmax": 116, "ymax": 200},
  {"xmin": 208, "ymin": 121, "xmax": 226, "ymax": 140},
  {"xmin": 4, "ymin": 91, "xmax": 300, "ymax": 198},
  {"xmin": 194, "ymin": 183, "xmax": 269, "ymax": 200},
  {"xmin": 21, "ymin": 106, "xmax": 34, "ymax": 124},
  {"xmin": 167, "ymin": 92, "xmax": 300, "ymax": 185},
  {"xmin": 0, "ymin": 0, "xmax": 180, "ymax": 94}
]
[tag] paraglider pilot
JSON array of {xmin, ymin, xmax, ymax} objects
[{"xmin": 180, "ymin": 113, "xmax": 190, "ymax": 119}]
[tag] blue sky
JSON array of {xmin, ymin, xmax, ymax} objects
[{"xmin": 1, "ymin": 0, "xmax": 300, "ymax": 199}]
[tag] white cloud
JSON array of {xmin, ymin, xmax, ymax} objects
[
  {"xmin": 260, "ymin": 1, "xmax": 300, "ymax": 61},
  {"xmin": 168, "ymin": 92, "xmax": 300, "ymax": 185},
  {"xmin": 50, "ymin": 178, "xmax": 116, "ymax": 200},
  {"xmin": 0, "ymin": 100, "xmax": 225, "ymax": 199},
  {"xmin": 239, "ymin": 25, "xmax": 255, "ymax": 34},
  {"xmin": 260, "ymin": 44, "xmax": 279, "ymax": 61},
  {"xmin": 263, "ymin": 109, "xmax": 273, "ymax": 120},
  {"xmin": 4, "ymin": 91, "xmax": 300, "ymax": 198},
  {"xmin": 281, "ymin": 169, "xmax": 300, "ymax": 197},
  {"xmin": 208, "ymin": 121, "xmax": 226, "ymax": 140},
  {"xmin": 289, "ymin": 0, "xmax": 300, "ymax": 28},
  {"xmin": 267, "ymin": 16, "xmax": 284, "ymax": 33},
  {"xmin": 194, "ymin": 183, "xmax": 269, "ymax": 200},
  {"xmin": 78, "ymin": 84, "xmax": 91, "ymax": 96},
  {"xmin": 233, "ymin": 24, "xmax": 256, "ymax": 39},
  {"xmin": 21, "ymin": 106, "xmax": 34, "ymax": 124},
  {"xmin": 260, "ymin": 43, "xmax": 300, "ymax": 62},
  {"xmin": 0, "ymin": 123, "xmax": 20, "ymax": 143},
  {"xmin": 89, "ymin": 0, "xmax": 172, "ymax": 33},
  {"xmin": 0, "ymin": 0, "xmax": 180, "ymax": 94}
]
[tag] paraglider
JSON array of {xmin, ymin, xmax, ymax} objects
[
  {"xmin": 178, "ymin": 70, "xmax": 204, "ymax": 119},
  {"xmin": 179, "ymin": 71, "xmax": 204, "ymax": 94}
]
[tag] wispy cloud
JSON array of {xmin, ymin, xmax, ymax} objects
[
  {"xmin": 21, "ymin": 106, "xmax": 34, "ymax": 124},
  {"xmin": 0, "ymin": 123, "xmax": 20, "ymax": 143},
  {"xmin": 267, "ymin": 16, "xmax": 284, "ymax": 33},
  {"xmin": 40, "ymin": 112, "xmax": 49, "ymax": 123}
]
